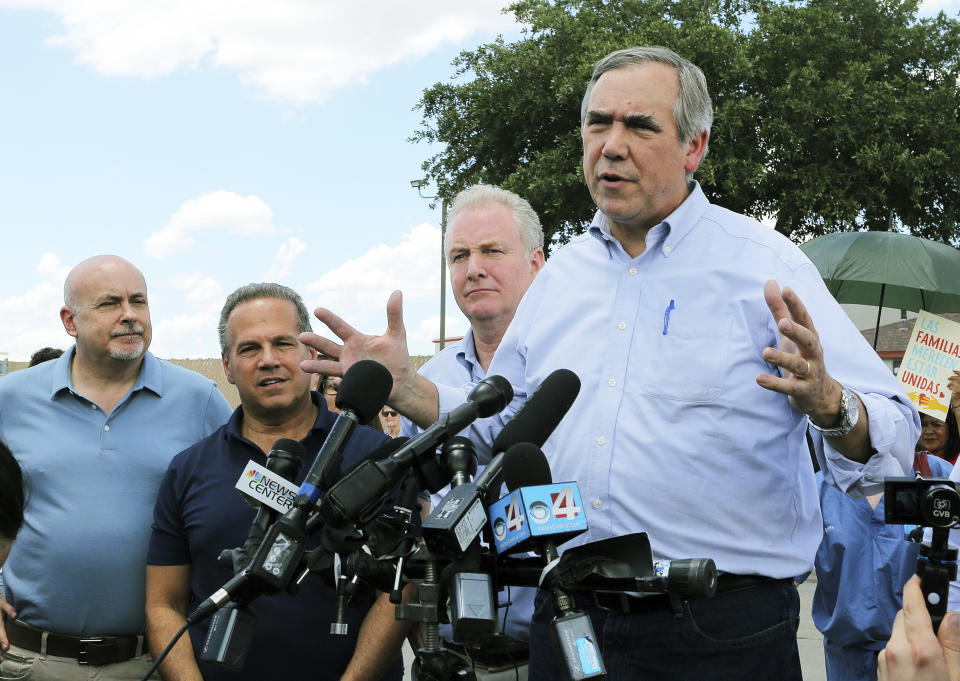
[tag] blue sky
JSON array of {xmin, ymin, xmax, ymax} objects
[
  {"xmin": 0, "ymin": 1, "xmax": 522, "ymax": 360},
  {"xmin": 1, "ymin": 0, "xmax": 957, "ymax": 361}
]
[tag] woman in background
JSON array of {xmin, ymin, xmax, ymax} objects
[{"xmin": 917, "ymin": 396, "xmax": 960, "ymax": 465}]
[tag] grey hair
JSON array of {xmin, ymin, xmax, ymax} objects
[
  {"xmin": 218, "ymin": 282, "xmax": 313, "ymax": 355},
  {"xmin": 445, "ymin": 184, "xmax": 544, "ymax": 259},
  {"xmin": 581, "ymin": 46, "xmax": 713, "ymax": 172}
]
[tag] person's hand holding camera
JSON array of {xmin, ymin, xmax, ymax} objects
[{"xmin": 879, "ymin": 576, "xmax": 960, "ymax": 681}]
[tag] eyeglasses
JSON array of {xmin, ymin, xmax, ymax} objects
[
  {"xmin": 381, "ymin": 409, "xmax": 398, "ymax": 417},
  {"xmin": 322, "ymin": 378, "xmax": 339, "ymax": 395}
]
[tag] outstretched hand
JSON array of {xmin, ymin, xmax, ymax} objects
[
  {"xmin": 300, "ymin": 290, "xmax": 414, "ymax": 404},
  {"xmin": 879, "ymin": 576, "xmax": 960, "ymax": 681},
  {"xmin": 756, "ymin": 280, "xmax": 842, "ymax": 426}
]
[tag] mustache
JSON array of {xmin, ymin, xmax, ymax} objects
[{"xmin": 110, "ymin": 325, "xmax": 145, "ymax": 338}]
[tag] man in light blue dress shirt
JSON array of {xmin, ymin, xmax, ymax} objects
[
  {"xmin": 401, "ymin": 185, "xmax": 544, "ymax": 668},
  {"xmin": 302, "ymin": 47, "xmax": 919, "ymax": 680}
]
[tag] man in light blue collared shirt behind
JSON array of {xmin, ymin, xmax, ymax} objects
[
  {"xmin": 402, "ymin": 185, "xmax": 544, "ymax": 669},
  {"xmin": 302, "ymin": 47, "xmax": 919, "ymax": 681}
]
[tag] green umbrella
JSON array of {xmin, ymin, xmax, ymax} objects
[{"xmin": 799, "ymin": 231, "xmax": 960, "ymax": 348}]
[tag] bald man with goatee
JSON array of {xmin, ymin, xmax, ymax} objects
[{"xmin": 0, "ymin": 255, "xmax": 231, "ymax": 681}]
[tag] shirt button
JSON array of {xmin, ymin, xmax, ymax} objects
[
  {"xmin": 596, "ymin": 436, "xmax": 606, "ymax": 446},
  {"xmin": 628, "ymin": 267, "xmax": 638, "ymax": 276},
  {"xmin": 608, "ymin": 378, "xmax": 616, "ymax": 387},
  {"xmin": 593, "ymin": 499, "xmax": 603, "ymax": 509},
  {"xmin": 663, "ymin": 245, "xmax": 672, "ymax": 254},
  {"xmin": 91, "ymin": 404, "xmax": 97, "ymax": 410},
  {"xmin": 103, "ymin": 425, "xmax": 110, "ymax": 432},
  {"xmin": 618, "ymin": 322, "xmax": 626, "ymax": 330}
]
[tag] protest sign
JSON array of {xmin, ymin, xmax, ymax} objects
[{"xmin": 897, "ymin": 311, "xmax": 960, "ymax": 421}]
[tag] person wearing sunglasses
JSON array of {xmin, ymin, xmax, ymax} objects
[{"xmin": 380, "ymin": 408, "xmax": 402, "ymax": 438}]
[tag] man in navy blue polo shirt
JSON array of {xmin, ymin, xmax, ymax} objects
[{"xmin": 146, "ymin": 283, "xmax": 404, "ymax": 681}]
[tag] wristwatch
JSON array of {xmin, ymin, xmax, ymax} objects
[{"xmin": 808, "ymin": 385, "xmax": 859, "ymax": 437}]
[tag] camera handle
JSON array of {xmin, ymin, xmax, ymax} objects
[{"xmin": 917, "ymin": 526, "xmax": 959, "ymax": 633}]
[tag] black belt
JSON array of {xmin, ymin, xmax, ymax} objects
[
  {"xmin": 6, "ymin": 619, "xmax": 145, "ymax": 665},
  {"xmin": 593, "ymin": 574, "xmax": 791, "ymax": 615}
]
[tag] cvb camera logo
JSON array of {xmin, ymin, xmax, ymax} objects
[{"xmin": 932, "ymin": 497, "xmax": 954, "ymax": 521}]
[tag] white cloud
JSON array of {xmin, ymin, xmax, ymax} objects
[
  {"xmin": 6, "ymin": 0, "xmax": 520, "ymax": 102},
  {"xmin": 263, "ymin": 237, "xmax": 307, "ymax": 281},
  {"xmin": 144, "ymin": 190, "xmax": 275, "ymax": 259},
  {"xmin": 36, "ymin": 251, "xmax": 68, "ymax": 277},
  {"xmin": 0, "ymin": 252, "xmax": 72, "ymax": 360},
  {"xmin": 303, "ymin": 222, "xmax": 448, "ymax": 353},
  {"xmin": 150, "ymin": 311, "xmax": 221, "ymax": 359},
  {"xmin": 306, "ymin": 222, "xmax": 439, "ymax": 314},
  {"xmin": 169, "ymin": 273, "xmax": 224, "ymax": 311}
]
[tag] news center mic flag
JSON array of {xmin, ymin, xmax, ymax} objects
[{"xmin": 235, "ymin": 461, "xmax": 299, "ymax": 514}]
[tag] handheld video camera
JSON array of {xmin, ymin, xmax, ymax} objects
[{"xmin": 884, "ymin": 476, "xmax": 960, "ymax": 632}]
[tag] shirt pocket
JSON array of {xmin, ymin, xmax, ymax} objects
[
  {"xmin": 636, "ymin": 312, "xmax": 731, "ymax": 403},
  {"xmin": 875, "ymin": 533, "xmax": 920, "ymax": 606}
]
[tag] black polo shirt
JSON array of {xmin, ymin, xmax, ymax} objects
[{"xmin": 149, "ymin": 392, "xmax": 401, "ymax": 681}]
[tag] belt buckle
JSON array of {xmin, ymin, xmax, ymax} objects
[{"xmin": 78, "ymin": 637, "xmax": 105, "ymax": 665}]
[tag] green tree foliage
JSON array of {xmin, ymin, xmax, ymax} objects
[{"xmin": 413, "ymin": 0, "xmax": 960, "ymax": 249}]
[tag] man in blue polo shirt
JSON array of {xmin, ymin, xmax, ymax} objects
[
  {"xmin": 0, "ymin": 255, "xmax": 231, "ymax": 681},
  {"xmin": 146, "ymin": 283, "xmax": 405, "ymax": 681}
]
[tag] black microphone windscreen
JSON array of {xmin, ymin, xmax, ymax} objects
[
  {"xmin": 335, "ymin": 360, "xmax": 393, "ymax": 422},
  {"xmin": 339, "ymin": 436, "xmax": 410, "ymax": 478},
  {"xmin": 266, "ymin": 438, "xmax": 306, "ymax": 479},
  {"xmin": 491, "ymin": 369, "xmax": 581, "ymax": 453},
  {"xmin": 441, "ymin": 437, "xmax": 478, "ymax": 480},
  {"xmin": 467, "ymin": 375, "xmax": 514, "ymax": 418},
  {"xmin": 502, "ymin": 442, "xmax": 552, "ymax": 490},
  {"xmin": 268, "ymin": 438, "xmax": 305, "ymax": 457}
]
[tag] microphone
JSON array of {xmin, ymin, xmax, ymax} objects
[
  {"xmin": 318, "ymin": 375, "xmax": 514, "ymax": 527},
  {"xmin": 304, "ymin": 359, "xmax": 393, "ymax": 501},
  {"xmin": 493, "ymin": 369, "xmax": 581, "ymax": 451},
  {"xmin": 440, "ymin": 436, "xmax": 478, "ymax": 488},
  {"xmin": 264, "ymin": 438, "xmax": 306, "ymax": 485},
  {"xmin": 304, "ymin": 436, "xmax": 411, "ymax": 538},
  {"xmin": 219, "ymin": 439, "xmax": 307, "ymax": 573},
  {"xmin": 487, "ymin": 443, "xmax": 587, "ymax": 557},
  {"xmin": 201, "ymin": 439, "xmax": 308, "ymax": 670},
  {"xmin": 421, "ymin": 369, "xmax": 581, "ymax": 556},
  {"xmin": 478, "ymin": 368, "xmax": 581, "ymax": 503},
  {"xmin": 496, "ymin": 443, "xmax": 603, "ymax": 680}
]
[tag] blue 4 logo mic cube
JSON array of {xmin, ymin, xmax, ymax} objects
[{"xmin": 488, "ymin": 482, "xmax": 588, "ymax": 555}]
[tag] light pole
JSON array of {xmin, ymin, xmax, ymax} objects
[{"xmin": 410, "ymin": 179, "xmax": 448, "ymax": 351}]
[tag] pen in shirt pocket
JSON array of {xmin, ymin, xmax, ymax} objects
[{"xmin": 662, "ymin": 299, "xmax": 676, "ymax": 335}]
